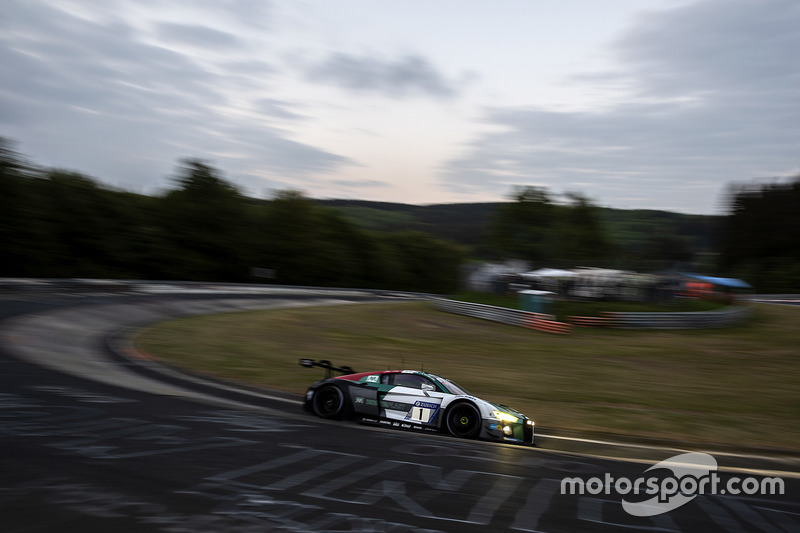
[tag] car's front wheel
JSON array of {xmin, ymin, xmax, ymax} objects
[
  {"xmin": 312, "ymin": 384, "xmax": 349, "ymax": 420},
  {"xmin": 445, "ymin": 402, "xmax": 481, "ymax": 439}
]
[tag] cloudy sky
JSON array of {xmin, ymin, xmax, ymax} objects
[{"xmin": 1, "ymin": 0, "xmax": 797, "ymax": 214}]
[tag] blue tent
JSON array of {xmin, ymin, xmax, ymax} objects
[{"xmin": 681, "ymin": 273, "xmax": 753, "ymax": 290}]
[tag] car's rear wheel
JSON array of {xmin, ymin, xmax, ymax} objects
[
  {"xmin": 445, "ymin": 402, "xmax": 481, "ymax": 439},
  {"xmin": 312, "ymin": 384, "xmax": 348, "ymax": 420}
]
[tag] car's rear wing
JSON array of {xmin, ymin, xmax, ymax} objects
[{"xmin": 299, "ymin": 358, "xmax": 357, "ymax": 378}]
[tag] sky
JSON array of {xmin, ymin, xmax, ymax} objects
[{"xmin": 1, "ymin": 0, "xmax": 798, "ymax": 214}]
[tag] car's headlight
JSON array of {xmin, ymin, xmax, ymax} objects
[{"xmin": 492, "ymin": 410, "xmax": 519, "ymax": 424}]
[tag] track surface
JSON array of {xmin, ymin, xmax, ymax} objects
[{"xmin": 1, "ymin": 292, "xmax": 797, "ymax": 532}]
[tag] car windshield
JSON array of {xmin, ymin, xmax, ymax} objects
[{"xmin": 432, "ymin": 375, "xmax": 471, "ymax": 396}]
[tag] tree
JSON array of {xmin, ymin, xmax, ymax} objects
[
  {"xmin": 487, "ymin": 186, "xmax": 556, "ymax": 264},
  {"xmin": 255, "ymin": 190, "xmax": 323, "ymax": 285},
  {"xmin": 556, "ymin": 192, "xmax": 612, "ymax": 265},
  {"xmin": 0, "ymin": 138, "xmax": 43, "ymax": 275},
  {"xmin": 487, "ymin": 187, "xmax": 619, "ymax": 268},
  {"xmin": 379, "ymin": 231, "xmax": 464, "ymax": 293},
  {"xmin": 718, "ymin": 176, "xmax": 800, "ymax": 291},
  {"xmin": 160, "ymin": 160, "xmax": 251, "ymax": 281},
  {"xmin": 35, "ymin": 170, "xmax": 131, "ymax": 277},
  {"xmin": 0, "ymin": 140, "xmax": 468, "ymax": 290}
]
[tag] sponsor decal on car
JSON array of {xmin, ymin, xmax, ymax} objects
[
  {"xmin": 353, "ymin": 396, "xmax": 378, "ymax": 406},
  {"xmin": 405, "ymin": 400, "xmax": 440, "ymax": 424},
  {"xmin": 358, "ymin": 415, "xmax": 440, "ymax": 433},
  {"xmin": 380, "ymin": 400, "xmax": 412, "ymax": 411}
]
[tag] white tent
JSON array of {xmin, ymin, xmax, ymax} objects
[{"xmin": 521, "ymin": 268, "xmax": 576, "ymax": 280}]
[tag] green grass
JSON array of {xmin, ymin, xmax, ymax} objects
[{"xmin": 136, "ymin": 301, "xmax": 800, "ymax": 451}]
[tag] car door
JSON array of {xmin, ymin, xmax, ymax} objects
[{"xmin": 379, "ymin": 373, "xmax": 445, "ymax": 426}]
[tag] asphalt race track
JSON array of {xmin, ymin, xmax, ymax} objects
[{"xmin": 1, "ymin": 290, "xmax": 798, "ymax": 532}]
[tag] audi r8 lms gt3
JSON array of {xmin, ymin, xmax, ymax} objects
[{"xmin": 301, "ymin": 361, "xmax": 534, "ymax": 444}]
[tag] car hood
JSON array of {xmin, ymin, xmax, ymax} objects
[{"xmin": 488, "ymin": 401, "xmax": 528, "ymax": 419}]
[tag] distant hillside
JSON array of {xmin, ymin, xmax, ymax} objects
[
  {"xmin": 597, "ymin": 207, "xmax": 719, "ymax": 253},
  {"xmin": 316, "ymin": 199, "xmax": 720, "ymax": 270},
  {"xmin": 317, "ymin": 200, "xmax": 501, "ymax": 253}
]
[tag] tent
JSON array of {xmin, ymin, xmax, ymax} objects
[
  {"xmin": 521, "ymin": 268, "xmax": 576, "ymax": 280},
  {"xmin": 681, "ymin": 273, "xmax": 753, "ymax": 290}
]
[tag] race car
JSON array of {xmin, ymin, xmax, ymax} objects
[{"xmin": 300, "ymin": 359, "xmax": 534, "ymax": 444}]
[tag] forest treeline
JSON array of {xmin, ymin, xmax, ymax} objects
[
  {"xmin": 0, "ymin": 139, "xmax": 463, "ymax": 292},
  {"xmin": 322, "ymin": 191, "xmax": 719, "ymax": 274},
  {"xmin": 1, "ymin": 138, "xmax": 798, "ymax": 292},
  {"xmin": 718, "ymin": 179, "xmax": 800, "ymax": 293},
  {"xmin": 319, "ymin": 199, "xmax": 718, "ymax": 272}
]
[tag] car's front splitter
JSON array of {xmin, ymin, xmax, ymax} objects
[{"xmin": 485, "ymin": 418, "xmax": 535, "ymax": 444}]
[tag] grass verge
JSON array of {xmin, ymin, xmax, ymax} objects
[{"xmin": 136, "ymin": 301, "xmax": 800, "ymax": 451}]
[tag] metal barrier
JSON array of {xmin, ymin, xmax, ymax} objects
[
  {"xmin": 602, "ymin": 306, "xmax": 753, "ymax": 329},
  {"xmin": 431, "ymin": 298, "xmax": 571, "ymax": 334},
  {"xmin": 0, "ymin": 278, "xmax": 429, "ymax": 300},
  {"xmin": 433, "ymin": 297, "xmax": 753, "ymax": 332},
  {"xmin": 568, "ymin": 316, "xmax": 618, "ymax": 327},
  {"xmin": 1, "ymin": 278, "xmax": 753, "ymax": 331}
]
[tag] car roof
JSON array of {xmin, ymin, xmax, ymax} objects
[{"xmin": 335, "ymin": 370, "xmax": 436, "ymax": 382}]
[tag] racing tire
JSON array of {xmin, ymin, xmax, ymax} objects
[
  {"xmin": 312, "ymin": 384, "xmax": 350, "ymax": 420},
  {"xmin": 445, "ymin": 402, "xmax": 481, "ymax": 439}
]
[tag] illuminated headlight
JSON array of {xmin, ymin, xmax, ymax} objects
[
  {"xmin": 527, "ymin": 420, "xmax": 535, "ymax": 426},
  {"xmin": 492, "ymin": 410, "xmax": 519, "ymax": 424},
  {"xmin": 502, "ymin": 425, "xmax": 513, "ymax": 435}
]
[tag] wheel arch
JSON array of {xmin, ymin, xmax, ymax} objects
[
  {"xmin": 442, "ymin": 399, "xmax": 483, "ymax": 439},
  {"xmin": 309, "ymin": 379, "xmax": 354, "ymax": 420}
]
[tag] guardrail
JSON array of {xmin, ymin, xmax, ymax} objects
[
  {"xmin": 0, "ymin": 278, "xmax": 428, "ymax": 299},
  {"xmin": 430, "ymin": 298, "xmax": 571, "ymax": 334},
  {"xmin": 599, "ymin": 306, "xmax": 753, "ymax": 329},
  {"xmin": 746, "ymin": 294, "xmax": 800, "ymax": 300},
  {"xmin": 1, "ymin": 278, "xmax": 756, "ymax": 331},
  {"xmin": 433, "ymin": 297, "xmax": 753, "ymax": 332}
]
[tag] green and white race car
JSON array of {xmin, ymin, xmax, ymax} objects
[{"xmin": 301, "ymin": 360, "xmax": 534, "ymax": 444}]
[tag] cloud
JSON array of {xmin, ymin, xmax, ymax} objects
[
  {"xmin": 155, "ymin": 22, "xmax": 242, "ymax": 49},
  {"xmin": 188, "ymin": 0, "xmax": 274, "ymax": 30},
  {"xmin": 613, "ymin": 0, "xmax": 800, "ymax": 97},
  {"xmin": 0, "ymin": 0, "xmax": 350, "ymax": 195},
  {"xmin": 3, "ymin": 0, "xmax": 795, "ymax": 212},
  {"xmin": 255, "ymin": 98, "xmax": 305, "ymax": 120},
  {"xmin": 332, "ymin": 179, "xmax": 387, "ymax": 188},
  {"xmin": 441, "ymin": 0, "xmax": 800, "ymax": 213},
  {"xmin": 306, "ymin": 53, "xmax": 460, "ymax": 99}
]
